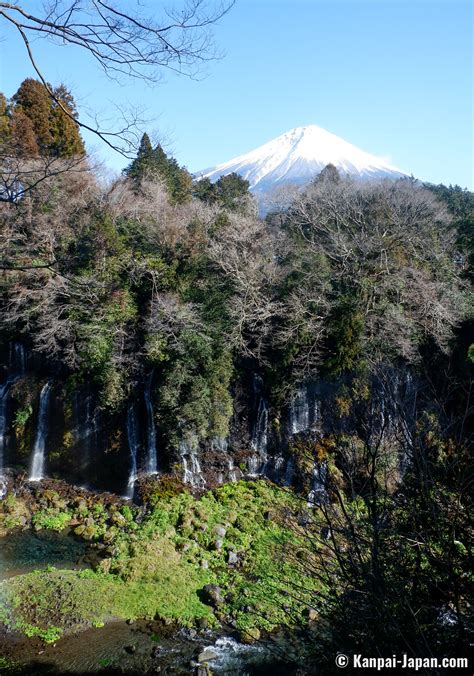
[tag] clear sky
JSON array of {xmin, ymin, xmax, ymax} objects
[{"xmin": 1, "ymin": 0, "xmax": 472, "ymax": 187}]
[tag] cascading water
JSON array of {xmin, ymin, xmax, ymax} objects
[
  {"xmin": 289, "ymin": 384, "xmax": 321, "ymax": 435},
  {"xmin": 9, "ymin": 342, "xmax": 27, "ymax": 374},
  {"xmin": 179, "ymin": 439, "xmax": 205, "ymax": 489},
  {"xmin": 144, "ymin": 372, "xmax": 158, "ymax": 474},
  {"xmin": 248, "ymin": 375, "xmax": 269, "ymax": 475},
  {"xmin": 227, "ymin": 458, "xmax": 238, "ymax": 482},
  {"xmin": 308, "ymin": 461, "xmax": 328, "ymax": 506},
  {"xmin": 29, "ymin": 382, "xmax": 52, "ymax": 482},
  {"xmin": 126, "ymin": 404, "xmax": 139, "ymax": 499}
]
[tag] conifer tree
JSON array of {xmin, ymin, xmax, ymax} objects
[
  {"xmin": 0, "ymin": 93, "xmax": 10, "ymax": 142},
  {"xmin": 123, "ymin": 133, "xmax": 154, "ymax": 183},
  {"xmin": 9, "ymin": 78, "xmax": 84, "ymax": 158},
  {"xmin": 10, "ymin": 109, "xmax": 39, "ymax": 157},
  {"xmin": 124, "ymin": 134, "xmax": 192, "ymax": 203}
]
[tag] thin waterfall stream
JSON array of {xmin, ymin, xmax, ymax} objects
[
  {"xmin": 126, "ymin": 404, "xmax": 139, "ymax": 498},
  {"xmin": 144, "ymin": 371, "xmax": 158, "ymax": 474},
  {"xmin": 29, "ymin": 382, "xmax": 53, "ymax": 482}
]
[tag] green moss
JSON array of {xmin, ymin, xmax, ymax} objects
[
  {"xmin": 32, "ymin": 509, "xmax": 72, "ymax": 532},
  {"xmin": 0, "ymin": 481, "xmax": 325, "ymax": 638}
]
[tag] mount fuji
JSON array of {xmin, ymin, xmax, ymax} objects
[{"xmin": 197, "ymin": 125, "xmax": 408, "ymax": 194}]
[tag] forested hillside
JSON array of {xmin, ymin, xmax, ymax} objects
[{"xmin": 0, "ymin": 79, "xmax": 472, "ymax": 672}]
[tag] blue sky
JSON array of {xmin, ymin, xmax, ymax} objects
[{"xmin": 1, "ymin": 0, "xmax": 472, "ymax": 187}]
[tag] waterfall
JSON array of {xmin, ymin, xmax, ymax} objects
[
  {"xmin": 126, "ymin": 404, "xmax": 139, "ymax": 499},
  {"xmin": 289, "ymin": 384, "xmax": 321, "ymax": 435},
  {"xmin": 29, "ymin": 382, "xmax": 52, "ymax": 482},
  {"xmin": 0, "ymin": 381, "xmax": 13, "ymax": 475},
  {"xmin": 308, "ymin": 461, "xmax": 328, "ymax": 506},
  {"xmin": 247, "ymin": 454, "xmax": 260, "ymax": 477},
  {"xmin": 9, "ymin": 342, "xmax": 27, "ymax": 374},
  {"xmin": 144, "ymin": 372, "xmax": 158, "ymax": 474},
  {"xmin": 179, "ymin": 439, "xmax": 205, "ymax": 489},
  {"xmin": 227, "ymin": 457, "xmax": 238, "ymax": 482},
  {"xmin": 290, "ymin": 387, "xmax": 310, "ymax": 434},
  {"xmin": 248, "ymin": 374, "xmax": 269, "ymax": 475}
]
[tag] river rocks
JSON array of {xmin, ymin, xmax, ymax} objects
[
  {"xmin": 197, "ymin": 648, "xmax": 218, "ymax": 663},
  {"xmin": 303, "ymin": 607, "xmax": 318, "ymax": 622},
  {"xmin": 201, "ymin": 584, "xmax": 224, "ymax": 607},
  {"xmin": 196, "ymin": 666, "xmax": 211, "ymax": 676},
  {"xmin": 239, "ymin": 627, "xmax": 261, "ymax": 643}
]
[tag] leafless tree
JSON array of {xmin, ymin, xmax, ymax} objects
[
  {"xmin": 285, "ymin": 178, "xmax": 468, "ymax": 365},
  {"xmin": 0, "ymin": 151, "xmax": 92, "ymax": 204},
  {"xmin": 208, "ymin": 211, "xmax": 283, "ymax": 360},
  {"xmin": 275, "ymin": 367, "xmax": 473, "ymax": 669},
  {"xmin": 0, "ymin": 0, "xmax": 235, "ymax": 155}
]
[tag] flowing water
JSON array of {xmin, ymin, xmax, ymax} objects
[
  {"xmin": 126, "ymin": 404, "xmax": 140, "ymax": 499},
  {"xmin": 248, "ymin": 374, "xmax": 269, "ymax": 476},
  {"xmin": 0, "ymin": 620, "xmax": 300, "ymax": 675},
  {"xmin": 29, "ymin": 382, "xmax": 53, "ymax": 482},
  {"xmin": 144, "ymin": 372, "xmax": 158, "ymax": 474},
  {"xmin": 180, "ymin": 439, "xmax": 206, "ymax": 489},
  {"xmin": 289, "ymin": 384, "xmax": 321, "ymax": 436}
]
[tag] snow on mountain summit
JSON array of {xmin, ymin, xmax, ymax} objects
[{"xmin": 197, "ymin": 125, "xmax": 408, "ymax": 192}]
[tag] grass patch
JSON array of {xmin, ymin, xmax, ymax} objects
[{"xmin": 0, "ymin": 480, "xmax": 325, "ymax": 639}]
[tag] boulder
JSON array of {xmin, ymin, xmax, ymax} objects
[
  {"xmin": 303, "ymin": 607, "xmax": 318, "ymax": 622},
  {"xmin": 213, "ymin": 524, "xmax": 227, "ymax": 538},
  {"xmin": 240, "ymin": 627, "xmax": 261, "ymax": 644},
  {"xmin": 201, "ymin": 584, "xmax": 224, "ymax": 607},
  {"xmin": 227, "ymin": 550, "xmax": 239, "ymax": 565},
  {"xmin": 197, "ymin": 648, "xmax": 218, "ymax": 663}
]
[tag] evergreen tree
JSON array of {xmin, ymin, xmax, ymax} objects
[
  {"xmin": 193, "ymin": 172, "xmax": 251, "ymax": 211},
  {"xmin": 124, "ymin": 134, "xmax": 192, "ymax": 203},
  {"xmin": 123, "ymin": 133, "xmax": 154, "ymax": 183},
  {"xmin": 10, "ymin": 109, "xmax": 39, "ymax": 157},
  {"xmin": 0, "ymin": 93, "xmax": 10, "ymax": 143},
  {"xmin": 314, "ymin": 162, "xmax": 341, "ymax": 185},
  {"xmin": 51, "ymin": 84, "xmax": 85, "ymax": 157},
  {"xmin": 10, "ymin": 78, "xmax": 84, "ymax": 158},
  {"xmin": 12, "ymin": 79, "xmax": 54, "ymax": 154},
  {"xmin": 215, "ymin": 172, "xmax": 250, "ymax": 210}
]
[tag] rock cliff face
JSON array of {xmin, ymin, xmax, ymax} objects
[{"xmin": 0, "ymin": 342, "xmax": 420, "ymax": 499}]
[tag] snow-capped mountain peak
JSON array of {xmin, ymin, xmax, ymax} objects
[{"xmin": 197, "ymin": 124, "xmax": 408, "ymax": 192}]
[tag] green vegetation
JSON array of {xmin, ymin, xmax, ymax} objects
[
  {"xmin": 0, "ymin": 481, "xmax": 321, "ymax": 640},
  {"xmin": 0, "ymin": 78, "xmax": 472, "ymax": 668}
]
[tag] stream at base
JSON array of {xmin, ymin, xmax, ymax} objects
[
  {"xmin": 0, "ymin": 532, "xmax": 304, "ymax": 675},
  {"xmin": 0, "ymin": 620, "xmax": 300, "ymax": 675}
]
